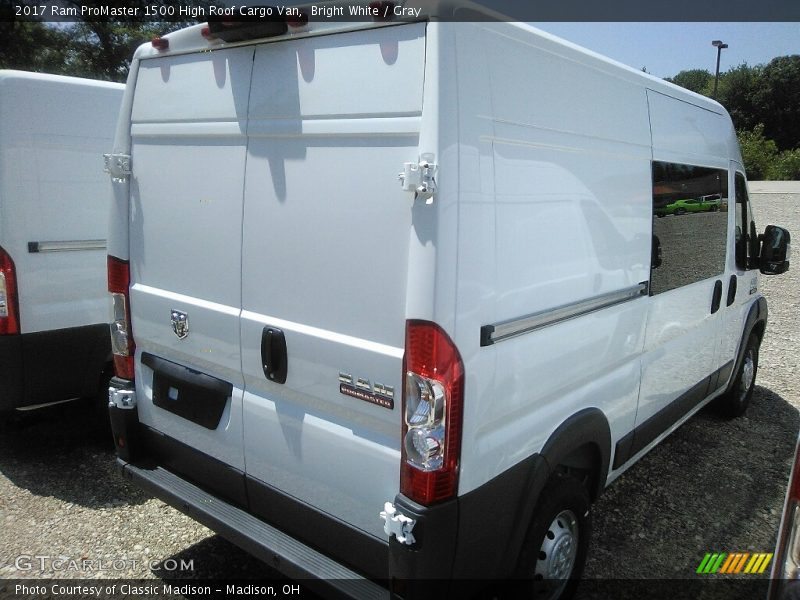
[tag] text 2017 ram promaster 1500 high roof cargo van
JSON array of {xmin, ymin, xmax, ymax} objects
[
  {"xmin": 106, "ymin": 6, "xmax": 791, "ymax": 598},
  {"xmin": 0, "ymin": 71, "xmax": 123, "ymax": 423}
]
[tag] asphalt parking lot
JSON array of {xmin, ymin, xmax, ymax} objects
[{"xmin": 0, "ymin": 184, "xmax": 797, "ymax": 599}]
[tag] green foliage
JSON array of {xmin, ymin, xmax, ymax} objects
[
  {"xmin": 738, "ymin": 125, "xmax": 778, "ymax": 180},
  {"xmin": 769, "ymin": 148, "xmax": 800, "ymax": 180},
  {"xmin": 738, "ymin": 124, "xmax": 800, "ymax": 181},
  {"xmin": 0, "ymin": 20, "xmax": 74, "ymax": 75},
  {"xmin": 665, "ymin": 69, "xmax": 713, "ymax": 94},
  {"xmin": 65, "ymin": 21, "xmax": 181, "ymax": 82},
  {"xmin": 0, "ymin": 0, "xmax": 202, "ymax": 82},
  {"xmin": 750, "ymin": 56, "xmax": 800, "ymax": 152},
  {"xmin": 716, "ymin": 63, "xmax": 762, "ymax": 133}
]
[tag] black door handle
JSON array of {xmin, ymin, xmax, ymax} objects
[
  {"xmin": 727, "ymin": 274, "xmax": 737, "ymax": 307},
  {"xmin": 261, "ymin": 326, "xmax": 288, "ymax": 384},
  {"xmin": 711, "ymin": 280, "xmax": 723, "ymax": 314}
]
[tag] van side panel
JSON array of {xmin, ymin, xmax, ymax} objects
[
  {"xmin": 0, "ymin": 72, "xmax": 122, "ymax": 408},
  {"xmin": 0, "ymin": 74, "xmax": 122, "ymax": 334},
  {"xmin": 451, "ymin": 23, "xmax": 652, "ymax": 494},
  {"xmin": 647, "ymin": 89, "xmax": 732, "ymax": 167}
]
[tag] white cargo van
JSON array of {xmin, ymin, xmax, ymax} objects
[
  {"xmin": 107, "ymin": 7, "xmax": 790, "ymax": 598},
  {"xmin": 0, "ymin": 71, "xmax": 123, "ymax": 421}
]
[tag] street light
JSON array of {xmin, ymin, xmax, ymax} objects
[{"xmin": 712, "ymin": 40, "xmax": 728, "ymax": 99}]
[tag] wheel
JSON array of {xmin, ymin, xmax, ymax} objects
[
  {"xmin": 713, "ymin": 334, "xmax": 759, "ymax": 418},
  {"xmin": 512, "ymin": 474, "xmax": 591, "ymax": 600},
  {"xmin": 710, "ymin": 205, "xmax": 719, "ymax": 212},
  {"xmin": 675, "ymin": 208, "xmax": 687, "ymax": 215}
]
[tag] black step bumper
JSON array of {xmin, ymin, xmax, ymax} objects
[{"xmin": 117, "ymin": 458, "xmax": 389, "ymax": 600}]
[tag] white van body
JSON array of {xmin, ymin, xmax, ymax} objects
[
  {"xmin": 0, "ymin": 71, "xmax": 124, "ymax": 414},
  {"xmin": 107, "ymin": 9, "xmax": 785, "ymax": 598}
]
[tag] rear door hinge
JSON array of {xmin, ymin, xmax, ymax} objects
[
  {"xmin": 398, "ymin": 153, "xmax": 437, "ymax": 204},
  {"xmin": 104, "ymin": 153, "xmax": 132, "ymax": 183}
]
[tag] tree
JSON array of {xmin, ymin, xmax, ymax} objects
[
  {"xmin": 770, "ymin": 149, "xmax": 800, "ymax": 180},
  {"xmin": 0, "ymin": 0, "xmax": 204, "ymax": 82},
  {"xmin": 665, "ymin": 69, "xmax": 713, "ymax": 95},
  {"xmin": 750, "ymin": 55, "xmax": 800, "ymax": 152},
  {"xmin": 0, "ymin": 16, "xmax": 74, "ymax": 75},
  {"xmin": 716, "ymin": 63, "xmax": 762, "ymax": 134},
  {"xmin": 65, "ymin": 21, "xmax": 180, "ymax": 81},
  {"xmin": 738, "ymin": 124, "xmax": 778, "ymax": 180}
]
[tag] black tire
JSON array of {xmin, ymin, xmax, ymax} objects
[
  {"xmin": 713, "ymin": 334, "xmax": 760, "ymax": 418},
  {"xmin": 510, "ymin": 474, "xmax": 591, "ymax": 600},
  {"xmin": 675, "ymin": 208, "xmax": 687, "ymax": 215}
]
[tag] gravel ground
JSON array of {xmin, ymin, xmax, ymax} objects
[{"xmin": 0, "ymin": 187, "xmax": 797, "ymax": 599}]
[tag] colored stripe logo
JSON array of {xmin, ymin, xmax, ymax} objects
[{"xmin": 696, "ymin": 552, "xmax": 773, "ymax": 574}]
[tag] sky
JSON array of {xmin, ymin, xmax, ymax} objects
[{"xmin": 530, "ymin": 23, "xmax": 800, "ymax": 79}]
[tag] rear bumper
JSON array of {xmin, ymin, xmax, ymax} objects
[
  {"xmin": 116, "ymin": 458, "xmax": 388, "ymax": 600},
  {"xmin": 109, "ymin": 379, "xmax": 389, "ymax": 597},
  {"xmin": 109, "ymin": 378, "xmax": 551, "ymax": 598},
  {"xmin": 0, "ymin": 324, "xmax": 110, "ymax": 411}
]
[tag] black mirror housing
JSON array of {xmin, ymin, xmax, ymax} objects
[{"xmin": 760, "ymin": 225, "xmax": 791, "ymax": 275}]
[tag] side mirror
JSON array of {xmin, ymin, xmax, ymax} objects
[{"xmin": 759, "ymin": 225, "xmax": 791, "ymax": 275}]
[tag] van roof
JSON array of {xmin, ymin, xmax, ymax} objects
[
  {"xmin": 0, "ymin": 70, "xmax": 124, "ymax": 90},
  {"xmin": 137, "ymin": 0, "xmax": 725, "ymax": 116}
]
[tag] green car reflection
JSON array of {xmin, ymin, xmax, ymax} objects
[{"xmin": 656, "ymin": 194, "xmax": 723, "ymax": 217}]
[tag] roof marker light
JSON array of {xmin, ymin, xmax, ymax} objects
[
  {"xmin": 368, "ymin": 1, "xmax": 395, "ymax": 20},
  {"xmin": 286, "ymin": 11, "xmax": 309, "ymax": 28}
]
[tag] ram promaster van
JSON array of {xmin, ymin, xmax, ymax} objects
[
  {"xmin": 107, "ymin": 6, "xmax": 791, "ymax": 598},
  {"xmin": 0, "ymin": 71, "xmax": 123, "ymax": 422}
]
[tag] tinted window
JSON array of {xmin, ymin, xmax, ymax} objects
[{"xmin": 651, "ymin": 162, "xmax": 729, "ymax": 295}]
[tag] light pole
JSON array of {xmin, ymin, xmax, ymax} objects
[{"xmin": 712, "ymin": 40, "xmax": 728, "ymax": 98}]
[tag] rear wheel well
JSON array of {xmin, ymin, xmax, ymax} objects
[
  {"xmin": 540, "ymin": 408, "xmax": 611, "ymax": 503},
  {"xmin": 554, "ymin": 443, "xmax": 603, "ymax": 502}
]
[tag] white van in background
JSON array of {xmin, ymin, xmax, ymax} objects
[
  {"xmin": 106, "ymin": 6, "xmax": 790, "ymax": 599},
  {"xmin": 0, "ymin": 71, "xmax": 124, "ymax": 421}
]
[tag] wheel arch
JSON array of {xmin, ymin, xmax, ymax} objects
[
  {"xmin": 725, "ymin": 295, "xmax": 767, "ymax": 395},
  {"xmin": 540, "ymin": 407, "xmax": 612, "ymax": 502}
]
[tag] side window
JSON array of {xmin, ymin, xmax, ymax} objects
[
  {"xmin": 651, "ymin": 161, "xmax": 729, "ymax": 295},
  {"xmin": 735, "ymin": 172, "xmax": 758, "ymax": 270}
]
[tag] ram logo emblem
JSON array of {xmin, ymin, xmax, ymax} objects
[{"xmin": 171, "ymin": 309, "xmax": 189, "ymax": 340}]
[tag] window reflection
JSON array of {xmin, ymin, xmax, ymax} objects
[{"xmin": 651, "ymin": 161, "xmax": 729, "ymax": 295}]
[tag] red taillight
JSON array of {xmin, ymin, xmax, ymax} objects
[
  {"xmin": 151, "ymin": 37, "xmax": 169, "ymax": 51},
  {"xmin": 107, "ymin": 255, "xmax": 129, "ymax": 294},
  {"xmin": 368, "ymin": 1, "xmax": 395, "ymax": 20},
  {"xmin": 286, "ymin": 11, "xmax": 309, "ymax": 28},
  {"xmin": 0, "ymin": 246, "xmax": 20, "ymax": 335},
  {"xmin": 400, "ymin": 320, "xmax": 464, "ymax": 505},
  {"xmin": 108, "ymin": 256, "xmax": 135, "ymax": 380}
]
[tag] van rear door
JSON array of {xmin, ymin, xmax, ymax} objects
[
  {"xmin": 129, "ymin": 47, "xmax": 254, "ymax": 473},
  {"xmin": 239, "ymin": 23, "xmax": 426, "ymax": 539}
]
